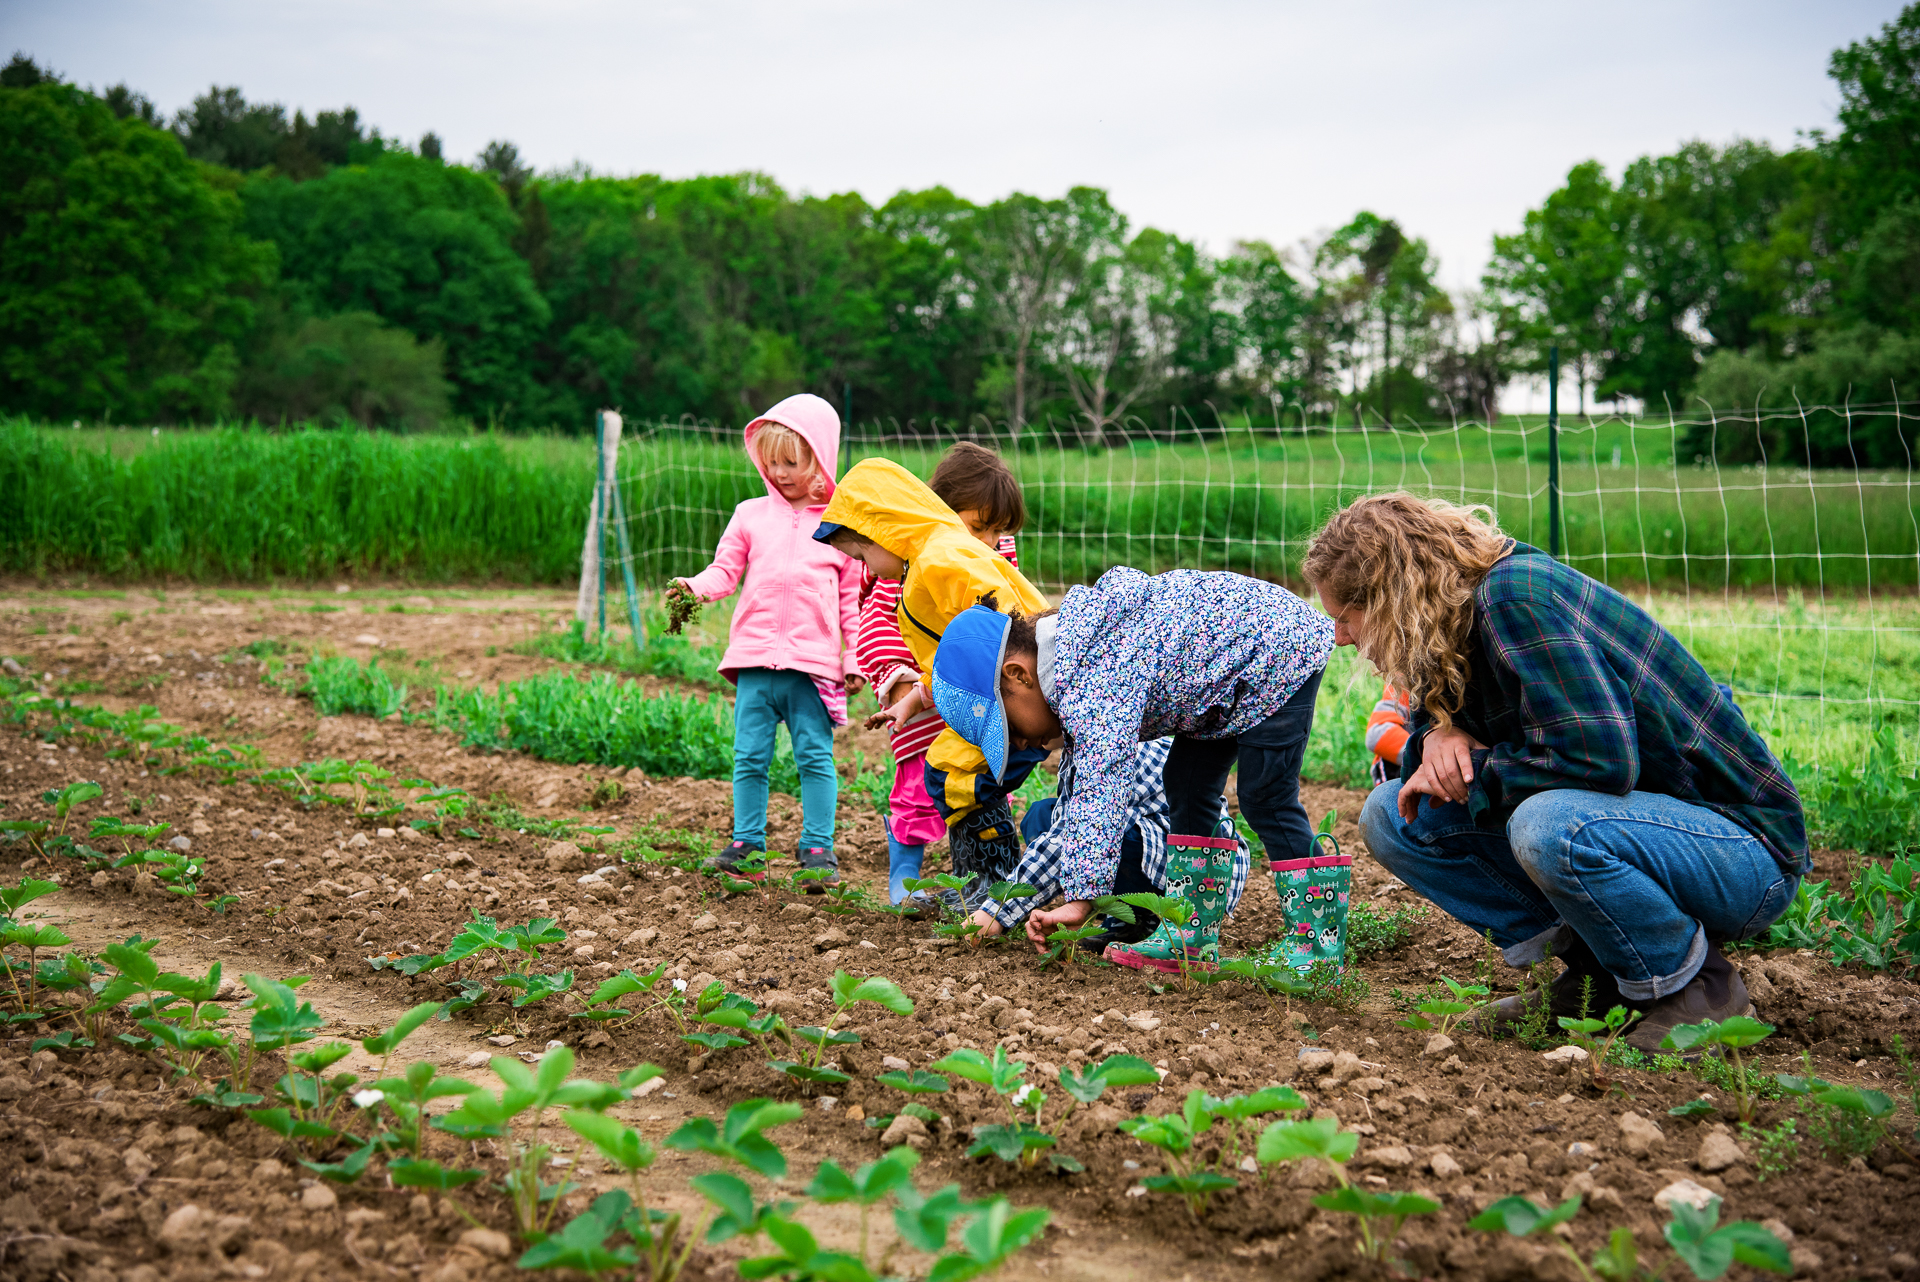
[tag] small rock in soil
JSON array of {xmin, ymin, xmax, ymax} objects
[
  {"xmin": 544, "ymin": 841, "xmax": 588, "ymax": 871},
  {"xmin": 1297, "ymin": 1047, "xmax": 1335, "ymax": 1074},
  {"xmin": 1428, "ymin": 1151, "xmax": 1463, "ymax": 1178},
  {"xmin": 1363, "ymin": 1145, "xmax": 1415, "ymax": 1169},
  {"xmin": 1440, "ymin": 1055, "xmax": 1465, "ymax": 1074},
  {"xmin": 301, "ymin": 1183, "xmax": 338, "ymax": 1210},
  {"xmin": 487, "ymin": 1034, "xmax": 517, "ymax": 1046},
  {"xmin": 159, "ymin": 1204, "xmax": 205, "ymax": 1245},
  {"xmin": 1422, "ymin": 1033, "xmax": 1455, "ymax": 1057},
  {"xmin": 1617, "ymin": 1110, "xmax": 1665, "ymax": 1156},
  {"xmin": 1652, "ymin": 1178, "xmax": 1715, "ymax": 1212},
  {"xmin": 1542, "ymin": 1044, "xmax": 1589, "ymax": 1072},
  {"xmin": 1697, "ymin": 1130, "xmax": 1747, "ymax": 1172},
  {"xmin": 690, "ymin": 913, "xmax": 720, "ymax": 933},
  {"xmin": 459, "ymin": 1228, "xmax": 513, "ymax": 1259}
]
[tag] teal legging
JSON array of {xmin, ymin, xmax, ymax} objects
[{"xmin": 732, "ymin": 667, "xmax": 837, "ymax": 852}]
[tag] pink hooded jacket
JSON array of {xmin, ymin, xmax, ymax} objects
[{"xmin": 682, "ymin": 394, "xmax": 863, "ymax": 692}]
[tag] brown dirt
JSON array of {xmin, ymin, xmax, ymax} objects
[{"xmin": 3, "ymin": 584, "xmax": 1919, "ymax": 1282}]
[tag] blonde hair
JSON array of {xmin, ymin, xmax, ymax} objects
[
  {"xmin": 1301, "ymin": 492, "xmax": 1511, "ymax": 729},
  {"xmin": 750, "ymin": 421, "xmax": 828, "ymax": 501}
]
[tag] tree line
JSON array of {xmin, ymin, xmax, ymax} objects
[{"xmin": 1, "ymin": 6, "xmax": 1915, "ymax": 465}]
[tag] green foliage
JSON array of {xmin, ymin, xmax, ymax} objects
[
  {"xmin": 1397, "ymin": 974, "xmax": 1491, "ymax": 1037},
  {"xmin": 242, "ymin": 149, "xmax": 548, "ymax": 418},
  {"xmin": 666, "ymin": 1099, "xmax": 803, "ymax": 1180},
  {"xmin": 1742, "ymin": 1117, "xmax": 1801, "ymax": 1182},
  {"xmin": 1558, "ymin": 1004, "xmax": 1642, "ymax": 1090},
  {"xmin": 1663, "ymin": 1196, "xmax": 1792, "ymax": 1279},
  {"xmin": 0, "ymin": 425, "xmax": 587, "ymax": 582},
  {"xmin": 235, "ymin": 310, "xmax": 450, "ymax": 429},
  {"xmin": 1313, "ymin": 1186, "xmax": 1440, "ymax": 1263},
  {"xmin": 0, "ymin": 82, "xmax": 273, "ymax": 421},
  {"xmin": 1776, "ymin": 1066, "xmax": 1897, "ymax": 1159},
  {"xmin": 1345, "ymin": 901, "xmax": 1427, "ymax": 958},
  {"xmin": 1662, "ymin": 1016, "xmax": 1775, "ymax": 1124}
]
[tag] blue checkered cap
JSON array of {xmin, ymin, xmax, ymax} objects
[{"xmin": 929, "ymin": 605, "xmax": 1011, "ymax": 783}]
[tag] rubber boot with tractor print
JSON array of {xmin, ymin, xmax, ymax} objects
[
  {"xmin": 1259, "ymin": 833, "xmax": 1351, "ymax": 971},
  {"xmin": 1107, "ymin": 833, "xmax": 1236, "ymax": 974}
]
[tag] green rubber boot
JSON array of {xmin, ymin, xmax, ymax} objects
[
  {"xmin": 1264, "ymin": 833, "xmax": 1351, "ymax": 972},
  {"xmin": 1107, "ymin": 833, "xmax": 1237, "ymax": 974}
]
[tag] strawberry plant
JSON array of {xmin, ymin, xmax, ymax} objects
[
  {"xmin": 1470, "ymin": 1195, "xmax": 1600, "ymax": 1281},
  {"xmin": 1258, "ymin": 1114, "xmax": 1436, "ymax": 1259},
  {"xmin": 1663, "ymin": 1195, "xmax": 1791, "ymax": 1279},
  {"xmin": 1558, "ymin": 1004, "xmax": 1643, "ymax": 1091},
  {"xmin": 935, "ymin": 1042, "xmax": 1145, "ymax": 1173},
  {"xmin": 0, "ymin": 876, "xmax": 65, "ymax": 1012},
  {"xmin": 870, "ymin": 1067, "xmax": 950, "ymax": 1131},
  {"xmin": 770, "ymin": 970, "xmax": 912, "ymax": 1093},
  {"xmin": 570, "ymin": 964, "xmax": 679, "ymax": 1031},
  {"xmin": 1397, "ymin": 974, "xmax": 1493, "ymax": 1037},
  {"xmin": 1119, "ymin": 1091, "xmax": 1238, "ymax": 1215},
  {"xmin": 1662, "ymin": 1016, "xmax": 1774, "ymax": 1124}
]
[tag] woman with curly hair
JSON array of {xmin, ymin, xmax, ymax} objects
[{"xmin": 1302, "ymin": 493, "xmax": 1806, "ymax": 1051}]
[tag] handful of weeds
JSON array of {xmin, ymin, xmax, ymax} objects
[{"xmin": 665, "ymin": 581, "xmax": 701, "ymax": 636}]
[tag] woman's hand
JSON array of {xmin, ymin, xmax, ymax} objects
[
  {"xmin": 1025, "ymin": 899, "xmax": 1094, "ymax": 952},
  {"xmin": 1398, "ymin": 724, "xmax": 1488, "ymax": 820},
  {"xmin": 969, "ymin": 910, "xmax": 1003, "ymax": 942}
]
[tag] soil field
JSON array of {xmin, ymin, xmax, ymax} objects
[{"xmin": 2, "ymin": 585, "xmax": 1918, "ymax": 1282}]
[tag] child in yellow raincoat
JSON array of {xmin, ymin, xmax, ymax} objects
[{"xmin": 814, "ymin": 458, "xmax": 1048, "ymax": 909}]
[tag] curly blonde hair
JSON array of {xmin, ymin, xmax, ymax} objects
[
  {"xmin": 749, "ymin": 421, "xmax": 828, "ymax": 501},
  {"xmin": 1302, "ymin": 492, "xmax": 1512, "ymax": 729}
]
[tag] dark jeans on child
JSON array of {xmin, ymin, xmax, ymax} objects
[{"xmin": 1163, "ymin": 670, "xmax": 1322, "ymax": 857}]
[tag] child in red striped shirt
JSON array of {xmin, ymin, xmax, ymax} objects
[{"xmin": 854, "ymin": 443, "xmax": 1025, "ymax": 906}]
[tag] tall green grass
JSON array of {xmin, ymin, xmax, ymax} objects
[
  {"xmin": 11, "ymin": 417, "xmax": 1916, "ymax": 593},
  {"xmin": 0, "ymin": 422, "xmax": 587, "ymax": 581}
]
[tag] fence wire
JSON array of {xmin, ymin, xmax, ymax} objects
[{"xmin": 607, "ymin": 403, "xmax": 1919, "ymax": 773}]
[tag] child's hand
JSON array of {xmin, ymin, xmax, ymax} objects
[
  {"xmin": 863, "ymin": 683, "xmax": 923, "ymax": 731},
  {"xmin": 969, "ymin": 910, "xmax": 1003, "ymax": 942},
  {"xmin": 845, "ymin": 673, "xmax": 867, "ymax": 695}
]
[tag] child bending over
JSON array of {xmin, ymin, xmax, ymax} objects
[
  {"xmin": 852, "ymin": 443, "xmax": 1025, "ymax": 907},
  {"xmin": 927, "ymin": 568, "xmax": 1333, "ymax": 972},
  {"xmin": 673, "ymin": 394, "xmax": 864, "ymax": 890},
  {"xmin": 813, "ymin": 457, "xmax": 1048, "ymax": 910}
]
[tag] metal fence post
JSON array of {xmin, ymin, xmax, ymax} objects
[
  {"xmin": 1548, "ymin": 344, "xmax": 1561, "ymax": 559},
  {"xmin": 595, "ymin": 409, "xmax": 608, "ymax": 635}
]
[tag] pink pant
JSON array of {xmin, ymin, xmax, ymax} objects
[{"xmin": 888, "ymin": 752, "xmax": 947, "ymax": 846}]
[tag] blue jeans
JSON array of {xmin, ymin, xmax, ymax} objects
[
  {"xmin": 732, "ymin": 668, "xmax": 837, "ymax": 853},
  {"xmin": 1359, "ymin": 782, "xmax": 1798, "ymax": 1000}
]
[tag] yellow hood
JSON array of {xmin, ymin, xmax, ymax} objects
[{"xmin": 821, "ymin": 458, "xmax": 1047, "ymax": 659}]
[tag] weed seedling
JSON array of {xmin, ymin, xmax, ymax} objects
[
  {"xmin": 1662, "ymin": 1195, "xmax": 1791, "ymax": 1279},
  {"xmin": 664, "ymin": 582, "xmax": 701, "ymax": 636},
  {"xmin": 1774, "ymin": 1060, "xmax": 1897, "ymax": 1160}
]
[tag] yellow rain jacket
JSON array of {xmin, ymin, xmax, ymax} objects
[{"xmin": 819, "ymin": 459, "xmax": 1048, "ymax": 818}]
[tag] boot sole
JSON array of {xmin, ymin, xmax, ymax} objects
[{"xmin": 1106, "ymin": 946, "xmax": 1217, "ymax": 974}]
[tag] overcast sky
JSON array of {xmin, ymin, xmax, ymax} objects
[{"xmin": 6, "ymin": 0, "xmax": 1903, "ymax": 295}]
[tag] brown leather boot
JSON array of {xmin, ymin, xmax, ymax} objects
[
  {"xmin": 1471, "ymin": 936, "xmax": 1625, "ymax": 1034},
  {"xmin": 1623, "ymin": 945, "xmax": 1753, "ymax": 1055}
]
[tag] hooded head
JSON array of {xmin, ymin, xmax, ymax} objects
[
  {"xmin": 811, "ymin": 458, "xmax": 969, "ymax": 559},
  {"xmin": 744, "ymin": 393, "xmax": 842, "ymax": 507}
]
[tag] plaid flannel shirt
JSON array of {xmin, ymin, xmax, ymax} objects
[
  {"xmin": 1408, "ymin": 546, "xmax": 1809, "ymax": 874},
  {"xmin": 987, "ymin": 737, "xmax": 1252, "ymax": 928}
]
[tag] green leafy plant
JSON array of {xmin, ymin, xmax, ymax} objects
[
  {"xmin": 1471, "ymin": 1195, "xmax": 1597, "ymax": 1281},
  {"xmin": 1397, "ymin": 974, "xmax": 1492, "ymax": 1037},
  {"xmin": 770, "ymin": 970, "xmax": 911, "ymax": 1093},
  {"xmin": 1256, "ymin": 1114, "xmax": 1434, "ymax": 1259},
  {"xmin": 1743, "ymin": 1117, "xmax": 1800, "ymax": 1182},
  {"xmin": 666, "ymin": 1097, "xmax": 804, "ymax": 1180},
  {"xmin": 934, "ymin": 1044, "xmax": 1065, "ymax": 1170},
  {"xmin": 1118, "ymin": 1091, "xmax": 1237, "ymax": 1216},
  {"xmin": 1663, "ymin": 1196, "xmax": 1791, "ymax": 1279},
  {"xmin": 1559, "ymin": 1004, "xmax": 1643, "ymax": 1091},
  {"xmin": 1661, "ymin": 1016, "xmax": 1774, "ymax": 1124},
  {"xmin": 1775, "ymin": 1064, "xmax": 1897, "ymax": 1159},
  {"xmin": 1345, "ymin": 901, "xmax": 1427, "ymax": 959}
]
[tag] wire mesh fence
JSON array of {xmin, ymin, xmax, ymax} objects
[{"xmin": 609, "ymin": 403, "xmax": 1919, "ymax": 775}]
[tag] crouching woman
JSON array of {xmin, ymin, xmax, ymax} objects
[{"xmin": 1304, "ymin": 493, "xmax": 1806, "ymax": 1052}]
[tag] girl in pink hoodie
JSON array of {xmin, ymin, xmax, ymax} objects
[{"xmin": 673, "ymin": 394, "xmax": 865, "ymax": 889}]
